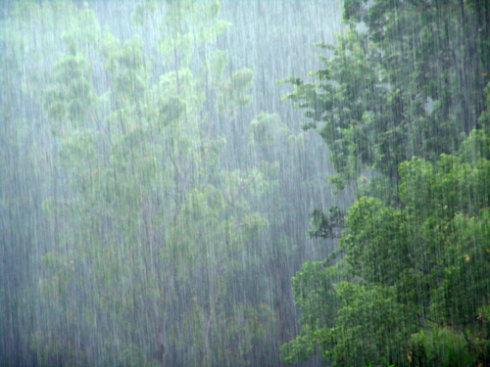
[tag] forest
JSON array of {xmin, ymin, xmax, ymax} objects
[{"xmin": 0, "ymin": 1, "xmax": 488, "ymax": 366}]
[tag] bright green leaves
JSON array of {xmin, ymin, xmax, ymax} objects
[
  {"xmin": 289, "ymin": 1, "xmax": 488, "ymax": 188},
  {"xmin": 399, "ymin": 158, "xmax": 434, "ymax": 218},
  {"xmin": 283, "ymin": 264, "xmax": 414, "ymax": 367},
  {"xmin": 328, "ymin": 282, "xmax": 413, "ymax": 367},
  {"xmin": 284, "ymin": 129, "xmax": 490, "ymax": 366},
  {"xmin": 308, "ymin": 207, "xmax": 344, "ymax": 239},
  {"xmin": 292, "ymin": 261, "xmax": 339, "ymax": 329},
  {"xmin": 281, "ymin": 262, "xmax": 339, "ymax": 364},
  {"xmin": 342, "ymin": 0, "xmax": 366, "ymax": 22},
  {"xmin": 459, "ymin": 127, "xmax": 490, "ymax": 163},
  {"xmin": 288, "ymin": 29, "xmax": 381, "ymax": 182},
  {"xmin": 409, "ymin": 327, "xmax": 480, "ymax": 367},
  {"xmin": 281, "ymin": 326, "xmax": 322, "ymax": 365},
  {"xmin": 430, "ymin": 210, "xmax": 490, "ymax": 327},
  {"xmin": 283, "ymin": 0, "xmax": 490, "ymax": 366},
  {"xmin": 341, "ymin": 197, "xmax": 408, "ymax": 285},
  {"xmin": 400, "ymin": 141, "xmax": 490, "ymax": 221}
]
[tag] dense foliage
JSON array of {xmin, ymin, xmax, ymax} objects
[
  {"xmin": 282, "ymin": 1, "xmax": 489, "ymax": 366},
  {"xmin": 1, "ymin": 1, "xmax": 488, "ymax": 366}
]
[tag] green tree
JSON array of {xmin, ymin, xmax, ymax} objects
[
  {"xmin": 283, "ymin": 1, "xmax": 490, "ymax": 365},
  {"xmin": 287, "ymin": 0, "xmax": 489, "ymax": 191},
  {"xmin": 283, "ymin": 130, "xmax": 489, "ymax": 366}
]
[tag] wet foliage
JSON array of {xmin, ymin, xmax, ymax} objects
[
  {"xmin": 0, "ymin": 1, "xmax": 488, "ymax": 367},
  {"xmin": 282, "ymin": 1, "xmax": 490, "ymax": 366}
]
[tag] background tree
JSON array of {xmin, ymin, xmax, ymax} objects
[{"xmin": 0, "ymin": 1, "xmax": 342, "ymax": 366}]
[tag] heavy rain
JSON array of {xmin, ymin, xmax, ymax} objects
[{"xmin": 0, "ymin": 1, "xmax": 488, "ymax": 366}]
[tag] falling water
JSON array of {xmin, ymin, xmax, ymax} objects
[{"xmin": 1, "ymin": 1, "xmax": 488, "ymax": 367}]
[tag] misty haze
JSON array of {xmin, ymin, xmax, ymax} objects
[{"xmin": 0, "ymin": 1, "xmax": 489, "ymax": 366}]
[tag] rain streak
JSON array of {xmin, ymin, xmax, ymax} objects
[{"xmin": 0, "ymin": 1, "xmax": 489, "ymax": 366}]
